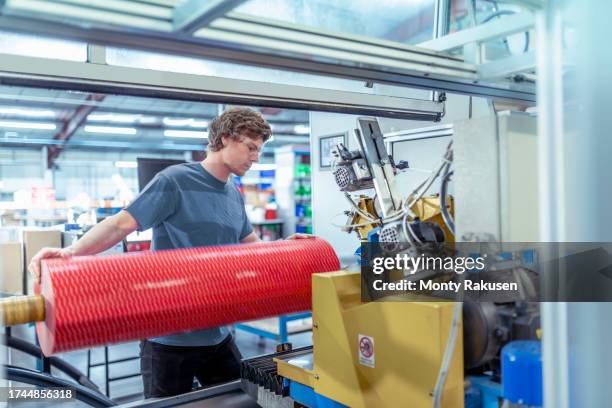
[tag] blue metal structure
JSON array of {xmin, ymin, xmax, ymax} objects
[
  {"xmin": 289, "ymin": 380, "xmax": 348, "ymax": 408},
  {"xmin": 235, "ymin": 312, "xmax": 312, "ymax": 343},
  {"xmin": 467, "ymin": 375, "xmax": 502, "ymax": 408}
]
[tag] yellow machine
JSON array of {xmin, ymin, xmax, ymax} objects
[{"xmin": 276, "ymin": 271, "xmax": 463, "ymax": 408}]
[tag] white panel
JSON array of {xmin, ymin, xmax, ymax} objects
[
  {"xmin": 498, "ymin": 113, "xmax": 538, "ymax": 242},
  {"xmin": 454, "ymin": 115, "xmax": 501, "ymax": 241},
  {"xmin": 390, "ymin": 136, "xmax": 452, "ymax": 200},
  {"xmin": 310, "ymin": 111, "xmax": 364, "ymax": 264},
  {"xmin": 454, "ymin": 113, "xmax": 538, "ymax": 242}
]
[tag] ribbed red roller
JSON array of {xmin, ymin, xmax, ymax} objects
[{"xmin": 35, "ymin": 238, "xmax": 339, "ymax": 355}]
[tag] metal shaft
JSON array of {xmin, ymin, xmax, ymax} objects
[{"xmin": 0, "ymin": 295, "xmax": 45, "ymax": 326}]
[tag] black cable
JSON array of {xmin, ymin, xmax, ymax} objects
[
  {"xmin": 4, "ymin": 365, "xmax": 116, "ymax": 407},
  {"xmin": 482, "ymin": 9, "xmax": 515, "ymax": 23},
  {"xmin": 2, "ymin": 334, "xmax": 100, "ymax": 391}
]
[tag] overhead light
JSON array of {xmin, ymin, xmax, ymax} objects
[
  {"xmin": 250, "ymin": 163, "xmax": 277, "ymax": 171},
  {"xmin": 164, "ymin": 130, "xmax": 208, "ymax": 139},
  {"xmin": 163, "ymin": 117, "xmax": 190, "ymax": 126},
  {"xmin": 138, "ymin": 116, "xmax": 158, "ymax": 124},
  {"xmin": 294, "ymin": 125, "xmax": 310, "ymax": 134},
  {"xmin": 163, "ymin": 117, "xmax": 208, "ymax": 128},
  {"xmin": 0, "ymin": 107, "xmax": 56, "ymax": 118},
  {"xmin": 84, "ymin": 126, "xmax": 137, "ymax": 135},
  {"xmin": 88, "ymin": 113, "xmax": 138, "ymax": 123},
  {"xmin": 87, "ymin": 113, "xmax": 157, "ymax": 124},
  {"xmin": 4, "ymin": 131, "xmax": 18, "ymax": 137},
  {"xmin": 87, "ymin": 114, "xmax": 109, "ymax": 121},
  {"xmin": 0, "ymin": 120, "xmax": 56, "ymax": 130},
  {"xmin": 190, "ymin": 120, "xmax": 208, "ymax": 128},
  {"xmin": 114, "ymin": 161, "xmax": 138, "ymax": 168}
]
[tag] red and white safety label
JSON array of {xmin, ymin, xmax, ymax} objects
[{"xmin": 358, "ymin": 334, "xmax": 375, "ymax": 368}]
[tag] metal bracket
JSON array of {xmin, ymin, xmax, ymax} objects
[
  {"xmin": 356, "ymin": 118, "xmax": 403, "ymax": 218},
  {"xmin": 86, "ymin": 44, "xmax": 107, "ymax": 65}
]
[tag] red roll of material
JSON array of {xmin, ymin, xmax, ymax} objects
[{"xmin": 36, "ymin": 238, "xmax": 339, "ymax": 355}]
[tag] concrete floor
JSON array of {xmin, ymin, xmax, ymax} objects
[{"xmin": 4, "ymin": 323, "xmax": 313, "ymax": 406}]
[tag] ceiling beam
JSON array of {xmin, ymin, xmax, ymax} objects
[
  {"xmin": 0, "ymin": 53, "xmax": 448, "ymax": 119},
  {"xmin": 173, "ymin": 0, "xmax": 248, "ymax": 34},
  {"xmin": 46, "ymin": 93, "xmax": 105, "ymax": 168},
  {"xmin": 2, "ymin": 0, "xmax": 173, "ymax": 31},
  {"xmin": 0, "ymin": 13, "xmax": 534, "ymax": 102},
  {"xmin": 419, "ymin": 12, "xmax": 535, "ymax": 52}
]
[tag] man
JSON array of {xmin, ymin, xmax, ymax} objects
[{"xmin": 29, "ymin": 106, "xmax": 310, "ymax": 397}]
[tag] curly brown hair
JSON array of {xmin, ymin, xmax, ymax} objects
[{"xmin": 207, "ymin": 107, "xmax": 272, "ymax": 152}]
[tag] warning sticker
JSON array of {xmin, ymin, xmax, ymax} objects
[{"xmin": 358, "ymin": 334, "xmax": 375, "ymax": 368}]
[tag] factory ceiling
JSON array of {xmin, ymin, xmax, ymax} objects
[{"xmin": 0, "ymin": 84, "xmax": 310, "ymax": 164}]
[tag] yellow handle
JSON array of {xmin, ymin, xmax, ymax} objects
[{"xmin": 0, "ymin": 295, "xmax": 45, "ymax": 326}]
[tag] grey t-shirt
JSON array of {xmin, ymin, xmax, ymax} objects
[{"xmin": 125, "ymin": 162, "xmax": 253, "ymax": 346}]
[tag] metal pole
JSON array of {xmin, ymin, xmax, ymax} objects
[
  {"xmin": 432, "ymin": 0, "xmax": 450, "ymax": 103},
  {"xmin": 538, "ymin": 1, "xmax": 612, "ymax": 407},
  {"xmin": 536, "ymin": 3, "xmax": 569, "ymax": 407},
  {"xmin": 433, "ymin": 0, "xmax": 451, "ymax": 39}
]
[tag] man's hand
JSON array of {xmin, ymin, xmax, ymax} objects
[
  {"xmin": 28, "ymin": 247, "xmax": 74, "ymax": 284},
  {"xmin": 286, "ymin": 233, "xmax": 315, "ymax": 240}
]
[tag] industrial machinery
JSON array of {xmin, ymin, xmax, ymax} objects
[
  {"xmin": 331, "ymin": 118, "xmax": 454, "ymax": 251},
  {"xmin": 244, "ymin": 116, "xmax": 542, "ymax": 408},
  {"xmin": 0, "ymin": 116, "xmax": 542, "ymax": 408}
]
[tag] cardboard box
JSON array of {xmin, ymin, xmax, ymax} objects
[
  {"xmin": 22, "ymin": 229, "xmax": 62, "ymax": 294},
  {"xmin": 0, "ymin": 242, "xmax": 23, "ymax": 294}
]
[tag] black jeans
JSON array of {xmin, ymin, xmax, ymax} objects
[{"xmin": 139, "ymin": 335, "xmax": 242, "ymax": 398}]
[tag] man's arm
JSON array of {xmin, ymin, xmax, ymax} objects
[
  {"xmin": 28, "ymin": 210, "xmax": 139, "ymax": 282},
  {"xmin": 71, "ymin": 209, "xmax": 139, "ymax": 255}
]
